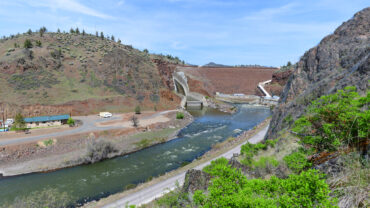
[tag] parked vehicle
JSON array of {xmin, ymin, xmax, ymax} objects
[{"xmin": 99, "ymin": 112, "xmax": 112, "ymax": 118}]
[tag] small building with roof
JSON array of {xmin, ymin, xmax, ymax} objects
[{"xmin": 24, "ymin": 114, "xmax": 70, "ymax": 128}]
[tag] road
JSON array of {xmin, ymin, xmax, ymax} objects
[
  {"xmin": 103, "ymin": 125, "xmax": 269, "ymax": 208},
  {"xmin": 0, "ymin": 110, "xmax": 177, "ymax": 146}
]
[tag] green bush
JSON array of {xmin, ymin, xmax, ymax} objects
[
  {"xmin": 292, "ymin": 86, "xmax": 369, "ymax": 152},
  {"xmin": 67, "ymin": 117, "xmax": 75, "ymax": 126},
  {"xmin": 135, "ymin": 105, "xmax": 141, "ymax": 114},
  {"xmin": 197, "ymin": 160, "xmax": 337, "ymax": 207},
  {"xmin": 176, "ymin": 112, "xmax": 184, "ymax": 119},
  {"xmin": 23, "ymin": 39, "xmax": 32, "ymax": 48},
  {"xmin": 12, "ymin": 113, "xmax": 26, "ymax": 130},
  {"xmin": 283, "ymin": 150, "xmax": 311, "ymax": 174},
  {"xmin": 252, "ymin": 156, "xmax": 279, "ymax": 169}
]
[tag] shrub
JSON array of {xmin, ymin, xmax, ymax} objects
[
  {"xmin": 23, "ymin": 39, "xmax": 32, "ymax": 48},
  {"xmin": 196, "ymin": 161, "xmax": 337, "ymax": 207},
  {"xmin": 12, "ymin": 113, "xmax": 26, "ymax": 130},
  {"xmin": 283, "ymin": 150, "xmax": 312, "ymax": 174},
  {"xmin": 131, "ymin": 115, "xmax": 139, "ymax": 127},
  {"xmin": 176, "ymin": 112, "xmax": 184, "ymax": 119},
  {"xmin": 67, "ymin": 117, "xmax": 75, "ymax": 126},
  {"xmin": 135, "ymin": 105, "xmax": 141, "ymax": 114},
  {"xmin": 84, "ymin": 140, "xmax": 118, "ymax": 163},
  {"xmin": 292, "ymin": 86, "xmax": 369, "ymax": 152},
  {"xmin": 35, "ymin": 40, "xmax": 42, "ymax": 47}
]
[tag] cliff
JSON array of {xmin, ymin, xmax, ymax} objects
[{"xmin": 266, "ymin": 7, "xmax": 370, "ymax": 139}]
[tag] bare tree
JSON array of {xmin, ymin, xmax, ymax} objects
[{"xmin": 131, "ymin": 115, "xmax": 139, "ymax": 127}]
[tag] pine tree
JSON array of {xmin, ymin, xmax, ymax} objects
[
  {"xmin": 82, "ymin": 29, "xmax": 86, "ymax": 36},
  {"xmin": 75, "ymin": 27, "xmax": 80, "ymax": 34},
  {"xmin": 111, "ymin": 35, "xmax": 115, "ymax": 41},
  {"xmin": 100, "ymin": 31, "xmax": 104, "ymax": 40},
  {"xmin": 27, "ymin": 29, "xmax": 32, "ymax": 35}
]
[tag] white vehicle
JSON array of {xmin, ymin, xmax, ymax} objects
[
  {"xmin": 99, "ymin": 112, "xmax": 112, "ymax": 118},
  {"xmin": 5, "ymin": 118, "xmax": 14, "ymax": 125}
]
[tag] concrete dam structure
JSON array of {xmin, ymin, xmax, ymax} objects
[{"xmin": 173, "ymin": 71, "xmax": 207, "ymax": 109}]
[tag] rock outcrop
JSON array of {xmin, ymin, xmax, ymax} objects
[
  {"xmin": 182, "ymin": 169, "xmax": 211, "ymax": 194},
  {"xmin": 266, "ymin": 7, "xmax": 370, "ymax": 140}
]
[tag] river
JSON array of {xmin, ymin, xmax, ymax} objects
[{"xmin": 0, "ymin": 104, "xmax": 270, "ymax": 207}]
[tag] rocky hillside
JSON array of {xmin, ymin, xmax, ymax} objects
[
  {"xmin": 266, "ymin": 7, "xmax": 370, "ymax": 140},
  {"xmin": 0, "ymin": 31, "xmax": 183, "ymax": 116}
]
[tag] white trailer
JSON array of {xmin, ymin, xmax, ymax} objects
[{"xmin": 99, "ymin": 112, "xmax": 112, "ymax": 118}]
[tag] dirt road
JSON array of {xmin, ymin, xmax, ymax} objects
[
  {"xmin": 0, "ymin": 110, "xmax": 177, "ymax": 146},
  {"xmin": 102, "ymin": 125, "xmax": 269, "ymax": 207}
]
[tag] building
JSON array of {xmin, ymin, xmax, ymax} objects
[{"xmin": 24, "ymin": 114, "xmax": 70, "ymax": 128}]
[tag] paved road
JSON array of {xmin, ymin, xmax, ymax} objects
[
  {"xmin": 103, "ymin": 125, "xmax": 269, "ymax": 208},
  {"xmin": 0, "ymin": 110, "xmax": 177, "ymax": 146}
]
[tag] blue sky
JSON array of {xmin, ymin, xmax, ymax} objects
[{"xmin": 0, "ymin": 0, "xmax": 368, "ymax": 66}]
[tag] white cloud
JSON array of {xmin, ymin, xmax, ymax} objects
[
  {"xmin": 243, "ymin": 3, "xmax": 298, "ymax": 20},
  {"xmin": 26, "ymin": 0, "xmax": 113, "ymax": 19}
]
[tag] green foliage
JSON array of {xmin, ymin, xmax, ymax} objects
[
  {"xmin": 39, "ymin": 26, "xmax": 47, "ymax": 37},
  {"xmin": 135, "ymin": 105, "xmax": 141, "ymax": 114},
  {"xmin": 135, "ymin": 138, "xmax": 151, "ymax": 148},
  {"xmin": 283, "ymin": 150, "xmax": 312, "ymax": 174},
  {"xmin": 12, "ymin": 113, "xmax": 26, "ymax": 130},
  {"xmin": 251, "ymin": 156, "xmax": 279, "ymax": 169},
  {"xmin": 240, "ymin": 139, "xmax": 278, "ymax": 166},
  {"xmin": 176, "ymin": 112, "xmax": 184, "ymax": 119},
  {"xmin": 35, "ymin": 40, "xmax": 42, "ymax": 47},
  {"xmin": 196, "ymin": 160, "xmax": 337, "ymax": 208},
  {"xmin": 156, "ymin": 182, "xmax": 190, "ymax": 208},
  {"xmin": 23, "ymin": 39, "xmax": 33, "ymax": 48},
  {"xmin": 203, "ymin": 157, "xmax": 229, "ymax": 176},
  {"xmin": 67, "ymin": 117, "xmax": 75, "ymax": 126},
  {"xmin": 43, "ymin": 139, "xmax": 54, "ymax": 146},
  {"xmin": 292, "ymin": 86, "xmax": 369, "ymax": 152}
]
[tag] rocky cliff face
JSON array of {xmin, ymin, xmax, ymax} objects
[{"xmin": 266, "ymin": 7, "xmax": 370, "ymax": 140}]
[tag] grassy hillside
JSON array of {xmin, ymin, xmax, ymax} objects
[{"xmin": 0, "ymin": 29, "xmax": 183, "ymax": 115}]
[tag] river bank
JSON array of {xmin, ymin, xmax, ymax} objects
[
  {"xmin": 0, "ymin": 110, "xmax": 193, "ymax": 177},
  {"xmin": 83, "ymin": 118, "xmax": 271, "ymax": 208}
]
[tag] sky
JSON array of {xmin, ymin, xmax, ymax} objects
[{"xmin": 0, "ymin": 0, "xmax": 368, "ymax": 66}]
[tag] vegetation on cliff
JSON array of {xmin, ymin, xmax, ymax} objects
[{"xmin": 156, "ymin": 86, "xmax": 369, "ymax": 208}]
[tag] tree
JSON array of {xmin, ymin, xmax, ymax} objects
[
  {"xmin": 100, "ymin": 32, "xmax": 104, "ymax": 39},
  {"xmin": 24, "ymin": 39, "xmax": 33, "ymax": 48},
  {"xmin": 67, "ymin": 117, "xmax": 75, "ymax": 127},
  {"xmin": 82, "ymin": 29, "xmax": 86, "ymax": 36},
  {"xmin": 39, "ymin": 26, "xmax": 47, "ymax": 37},
  {"xmin": 27, "ymin": 29, "xmax": 32, "ymax": 35},
  {"xmin": 95, "ymin": 31, "xmax": 99, "ymax": 37},
  {"xmin": 131, "ymin": 115, "xmax": 139, "ymax": 127},
  {"xmin": 287, "ymin": 61, "xmax": 292, "ymax": 67},
  {"xmin": 35, "ymin": 40, "xmax": 42, "ymax": 47},
  {"xmin": 57, "ymin": 28, "xmax": 61, "ymax": 33},
  {"xmin": 143, "ymin": 49, "xmax": 149, "ymax": 54},
  {"xmin": 117, "ymin": 39, "xmax": 121, "ymax": 44},
  {"xmin": 111, "ymin": 35, "xmax": 115, "ymax": 41},
  {"xmin": 75, "ymin": 27, "xmax": 80, "ymax": 34},
  {"xmin": 135, "ymin": 105, "xmax": 141, "ymax": 114},
  {"xmin": 13, "ymin": 113, "xmax": 26, "ymax": 130},
  {"xmin": 70, "ymin": 28, "xmax": 75, "ymax": 33}
]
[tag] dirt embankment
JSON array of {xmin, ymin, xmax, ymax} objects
[
  {"xmin": 0, "ymin": 111, "xmax": 192, "ymax": 177},
  {"xmin": 0, "ymin": 92, "xmax": 180, "ymax": 118},
  {"xmin": 177, "ymin": 66, "xmax": 277, "ymax": 96}
]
